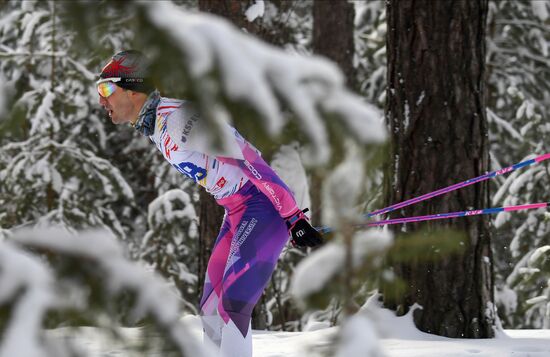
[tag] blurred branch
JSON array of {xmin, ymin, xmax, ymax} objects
[{"xmin": 0, "ymin": 51, "xmax": 66, "ymax": 57}]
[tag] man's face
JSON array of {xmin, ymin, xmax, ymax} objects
[{"xmin": 98, "ymin": 83, "xmax": 135, "ymax": 125}]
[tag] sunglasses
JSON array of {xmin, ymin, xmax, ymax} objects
[{"xmin": 96, "ymin": 77, "xmax": 121, "ymax": 98}]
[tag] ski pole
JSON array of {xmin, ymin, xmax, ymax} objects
[
  {"xmin": 364, "ymin": 202, "xmax": 550, "ymax": 227},
  {"xmin": 367, "ymin": 153, "xmax": 550, "ymax": 218},
  {"xmin": 317, "ymin": 202, "xmax": 550, "ymax": 233}
]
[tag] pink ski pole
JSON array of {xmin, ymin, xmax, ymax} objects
[
  {"xmin": 365, "ymin": 202, "xmax": 549, "ymax": 227},
  {"xmin": 367, "ymin": 153, "xmax": 550, "ymax": 218}
]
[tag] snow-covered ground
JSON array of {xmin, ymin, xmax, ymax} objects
[
  {"xmin": 256, "ymin": 328, "xmax": 550, "ymax": 357},
  {"xmin": 48, "ymin": 309, "xmax": 550, "ymax": 357}
]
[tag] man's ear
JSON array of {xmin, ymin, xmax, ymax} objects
[{"xmin": 129, "ymin": 90, "xmax": 147, "ymax": 101}]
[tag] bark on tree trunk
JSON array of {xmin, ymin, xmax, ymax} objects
[
  {"xmin": 311, "ymin": 0, "xmax": 356, "ymax": 227},
  {"xmin": 311, "ymin": 0, "xmax": 357, "ymax": 315},
  {"xmin": 384, "ymin": 0, "xmax": 494, "ymax": 338},
  {"xmin": 197, "ymin": 187, "xmax": 225, "ymax": 298},
  {"xmin": 198, "ymin": 0, "xmax": 261, "ymax": 34},
  {"xmin": 312, "ymin": 0, "xmax": 356, "ymax": 90}
]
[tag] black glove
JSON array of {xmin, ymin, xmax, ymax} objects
[{"xmin": 285, "ymin": 208, "xmax": 324, "ymax": 248}]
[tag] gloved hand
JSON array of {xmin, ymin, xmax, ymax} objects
[{"xmin": 285, "ymin": 208, "xmax": 324, "ymax": 248}]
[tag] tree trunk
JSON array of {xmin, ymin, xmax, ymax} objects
[
  {"xmin": 311, "ymin": 0, "xmax": 355, "ymax": 227},
  {"xmin": 312, "ymin": 0, "xmax": 356, "ymax": 90},
  {"xmin": 311, "ymin": 0, "xmax": 357, "ymax": 315},
  {"xmin": 384, "ymin": 0, "xmax": 494, "ymax": 338},
  {"xmin": 198, "ymin": 0, "xmax": 261, "ymax": 34},
  {"xmin": 197, "ymin": 188, "xmax": 225, "ymax": 298}
]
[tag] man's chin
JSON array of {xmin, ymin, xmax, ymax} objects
[{"xmin": 111, "ymin": 116, "xmax": 128, "ymax": 125}]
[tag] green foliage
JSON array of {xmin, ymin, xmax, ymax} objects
[
  {"xmin": 388, "ymin": 229, "xmax": 467, "ymax": 263},
  {"xmin": 0, "ymin": 92, "xmax": 25, "ymax": 140}
]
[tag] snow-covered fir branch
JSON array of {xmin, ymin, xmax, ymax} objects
[
  {"xmin": 3, "ymin": 227, "xmax": 212, "ymax": 357},
  {"xmin": 142, "ymin": 0, "xmax": 386, "ymax": 164}
]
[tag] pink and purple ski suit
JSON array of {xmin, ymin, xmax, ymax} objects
[{"xmin": 146, "ymin": 95, "xmax": 298, "ymax": 357}]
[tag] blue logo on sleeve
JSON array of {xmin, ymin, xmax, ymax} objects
[{"xmin": 173, "ymin": 162, "xmax": 207, "ymax": 182}]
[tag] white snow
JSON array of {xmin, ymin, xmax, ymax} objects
[
  {"xmin": 245, "ymin": 0, "xmax": 265, "ymax": 22},
  {"xmin": 509, "ymin": 166, "xmax": 539, "ymax": 195},
  {"xmin": 496, "ymin": 285, "xmax": 518, "ymax": 317},
  {"xmin": 2, "ymin": 226, "xmax": 549, "ymax": 357},
  {"xmin": 291, "ymin": 230, "xmax": 392, "ymax": 300},
  {"xmin": 9, "ymin": 228, "xmax": 211, "ymax": 357},
  {"xmin": 486, "ymin": 108, "xmax": 523, "ymax": 141},
  {"xmin": 52, "ymin": 300, "xmax": 550, "ymax": 357},
  {"xmin": 416, "ymin": 91, "xmax": 425, "ymax": 106},
  {"xmin": 290, "ymin": 241, "xmax": 345, "ymax": 300},
  {"xmin": 65, "ymin": 56, "xmax": 97, "ymax": 81},
  {"xmin": 0, "ymin": 241, "xmax": 60, "ymax": 357},
  {"xmin": 531, "ymin": 0, "xmax": 549, "ymax": 21},
  {"xmin": 529, "ymin": 245, "xmax": 550, "ymax": 266},
  {"xmin": 515, "ymin": 100, "xmax": 535, "ymax": 120},
  {"xmin": 333, "ymin": 312, "xmax": 386, "ymax": 357},
  {"xmin": 526, "ymin": 296, "xmax": 547, "ymax": 305},
  {"xmin": 270, "ymin": 143, "xmax": 311, "ymax": 212},
  {"xmin": 30, "ymin": 90, "xmax": 57, "ymax": 136},
  {"xmin": 20, "ymin": 10, "xmax": 48, "ymax": 47},
  {"xmin": 322, "ymin": 142, "xmax": 369, "ymax": 228},
  {"xmin": 147, "ymin": 189, "xmax": 196, "ymax": 226}
]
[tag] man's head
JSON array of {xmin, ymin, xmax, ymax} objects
[{"xmin": 97, "ymin": 50, "xmax": 155, "ymax": 125}]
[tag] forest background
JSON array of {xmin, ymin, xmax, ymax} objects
[{"xmin": 0, "ymin": 0, "xmax": 549, "ymax": 355}]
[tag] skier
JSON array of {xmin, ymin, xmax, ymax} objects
[{"xmin": 96, "ymin": 50, "xmax": 323, "ymax": 357}]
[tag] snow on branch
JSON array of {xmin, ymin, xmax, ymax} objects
[
  {"xmin": 0, "ymin": 241, "xmax": 66, "ymax": 357},
  {"xmin": 245, "ymin": 0, "xmax": 265, "ymax": 22},
  {"xmin": 291, "ymin": 229, "xmax": 393, "ymax": 301},
  {"xmin": 333, "ymin": 313, "xmax": 386, "ymax": 357},
  {"xmin": 531, "ymin": 0, "xmax": 549, "ymax": 21},
  {"xmin": 289, "ymin": 141, "xmax": 394, "ymax": 302},
  {"xmin": 486, "ymin": 108, "xmax": 523, "ymax": 142},
  {"xmin": 9, "ymin": 228, "xmax": 212, "ymax": 357},
  {"xmin": 143, "ymin": 1, "xmax": 386, "ymax": 163},
  {"xmin": 270, "ymin": 143, "xmax": 311, "ymax": 211},
  {"xmin": 147, "ymin": 189, "xmax": 196, "ymax": 227}
]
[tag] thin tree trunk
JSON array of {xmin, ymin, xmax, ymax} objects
[
  {"xmin": 198, "ymin": 0, "xmax": 260, "ymax": 33},
  {"xmin": 384, "ymin": 0, "xmax": 494, "ymax": 338},
  {"xmin": 312, "ymin": 0, "xmax": 356, "ymax": 90},
  {"xmin": 312, "ymin": 0, "xmax": 356, "ymax": 315},
  {"xmin": 197, "ymin": 188, "xmax": 225, "ymax": 299},
  {"xmin": 311, "ymin": 0, "xmax": 356, "ymax": 227}
]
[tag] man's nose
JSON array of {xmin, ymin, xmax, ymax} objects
[{"xmin": 98, "ymin": 96, "xmax": 106, "ymax": 106}]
